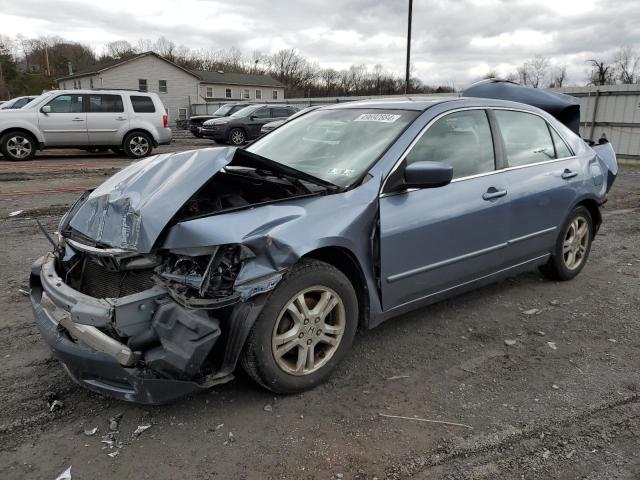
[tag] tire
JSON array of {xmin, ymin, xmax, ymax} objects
[
  {"xmin": 539, "ymin": 206, "xmax": 594, "ymax": 281},
  {"xmin": 228, "ymin": 128, "xmax": 246, "ymax": 146},
  {"xmin": 241, "ymin": 260, "xmax": 358, "ymax": 394},
  {"xmin": 0, "ymin": 131, "xmax": 37, "ymax": 161},
  {"xmin": 123, "ymin": 132, "xmax": 153, "ymax": 159}
]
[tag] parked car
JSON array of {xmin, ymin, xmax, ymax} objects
[
  {"xmin": 0, "ymin": 89, "xmax": 171, "ymax": 161},
  {"xmin": 200, "ymin": 104, "xmax": 298, "ymax": 145},
  {"xmin": 29, "ymin": 93, "xmax": 617, "ymax": 404},
  {"xmin": 260, "ymin": 105, "xmax": 321, "ymax": 135},
  {"xmin": 188, "ymin": 103, "xmax": 252, "ymax": 138},
  {"xmin": 0, "ymin": 95, "xmax": 37, "ymax": 110}
]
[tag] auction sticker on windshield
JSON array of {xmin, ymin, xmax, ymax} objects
[{"xmin": 354, "ymin": 113, "xmax": 402, "ymax": 123}]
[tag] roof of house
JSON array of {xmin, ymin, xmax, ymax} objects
[{"xmin": 56, "ymin": 51, "xmax": 285, "ymax": 88}]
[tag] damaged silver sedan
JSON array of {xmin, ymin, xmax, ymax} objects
[{"xmin": 30, "ymin": 88, "xmax": 617, "ymax": 404}]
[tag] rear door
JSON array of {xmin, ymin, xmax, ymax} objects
[
  {"xmin": 37, "ymin": 94, "xmax": 88, "ymax": 146},
  {"xmin": 86, "ymin": 94, "xmax": 129, "ymax": 145},
  {"xmin": 493, "ymin": 109, "xmax": 581, "ymax": 265},
  {"xmin": 379, "ymin": 109, "xmax": 511, "ymax": 310}
]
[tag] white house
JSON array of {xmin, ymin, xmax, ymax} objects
[{"xmin": 56, "ymin": 52, "xmax": 286, "ymax": 125}]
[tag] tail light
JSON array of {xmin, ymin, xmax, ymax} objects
[{"xmin": 163, "ymin": 115, "xmax": 168, "ymax": 128}]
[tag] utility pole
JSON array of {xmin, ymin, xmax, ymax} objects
[
  {"xmin": 405, "ymin": 0, "xmax": 413, "ymax": 94},
  {"xmin": 44, "ymin": 46, "xmax": 51, "ymax": 77}
]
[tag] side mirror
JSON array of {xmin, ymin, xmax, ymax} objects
[
  {"xmin": 41, "ymin": 105, "xmax": 51, "ymax": 114},
  {"xmin": 249, "ymin": 115, "xmax": 256, "ymax": 120},
  {"xmin": 404, "ymin": 161, "xmax": 453, "ymax": 189}
]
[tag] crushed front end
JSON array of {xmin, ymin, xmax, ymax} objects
[{"xmin": 30, "ymin": 231, "xmax": 281, "ymax": 405}]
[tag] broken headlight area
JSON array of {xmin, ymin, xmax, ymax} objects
[{"xmin": 156, "ymin": 244, "xmax": 254, "ymax": 308}]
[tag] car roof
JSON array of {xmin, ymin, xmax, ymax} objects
[
  {"xmin": 52, "ymin": 89, "xmax": 157, "ymax": 95},
  {"xmin": 320, "ymin": 96, "xmax": 547, "ymax": 113}
]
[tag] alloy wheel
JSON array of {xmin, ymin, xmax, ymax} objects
[
  {"xmin": 129, "ymin": 136, "xmax": 149, "ymax": 156},
  {"xmin": 562, "ymin": 215, "xmax": 589, "ymax": 270},
  {"xmin": 271, "ymin": 286, "xmax": 346, "ymax": 376},
  {"xmin": 230, "ymin": 130, "xmax": 245, "ymax": 145},
  {"xmin": 6, "ymin": 135, "xmax": 33, "ymax": 159}
]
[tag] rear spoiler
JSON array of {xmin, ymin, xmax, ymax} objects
[{"xmin": 462, "ymin": 80, "xmax": 581, "ymax": 135}]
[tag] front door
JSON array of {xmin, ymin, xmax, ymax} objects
[
  {"xmin": 86, "ymin": 94, "xmax": 129, "ymax": 145},
  {"xmin": 38, "ymin": 94, "xmax": 88, "ymax": 146},
  {"xmin": 246, "ymin": 107, "xmax": 273, "ymax": 138},
  {"xmin": 379, "ymin": 109, "xmax": 510, "ymax": 310}
]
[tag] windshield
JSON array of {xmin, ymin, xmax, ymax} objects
[
  {"xmin": 246, "ymin": 108, "xmax": 418, "ymax": 187},
  {"xmin": 230, "ymin": 104, "xmax": 262, "ymax": 118},
  {"xmin": 213, "ymin": 104, "xmax": 234, "ymax": 116},
  {"xmin": 21, "ymin": 91, "xmax": 56, "ymax": 109}
]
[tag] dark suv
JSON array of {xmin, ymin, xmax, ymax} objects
[
  {"xmin": 187, "ymin": 103, "xmax": 251, "ymax": 138},
  {"xmin": 200, "ymin": 104, "xmax": 298, "ymax": 145}
]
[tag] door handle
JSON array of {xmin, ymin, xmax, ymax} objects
[
  {"xmin": 71, "ymin": 118, "xmax": 85, "ymax": 122},
  {"xmin": 115, "ymin": 117, "xmax": 127, "ymax": 121},
  {"xmin": 482, "ymin": 188, "xmax": 508, "ymax": 201},
  {"xmin": 561, "ymin": 169, "xmax": 578, "ymax": 180}
]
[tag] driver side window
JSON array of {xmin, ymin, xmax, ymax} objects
[
  {"xmin": 251, "ymin": 108, "xmax": 271, "ymax": 119},
  {"xmin": 405, "ymin": 110, "xmax": 495, "ymax": 179},
  {"xmin": 46, "ymin": 94, "xmax": 84, "ymax": 113}
]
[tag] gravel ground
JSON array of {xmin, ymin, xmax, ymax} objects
[{"xmin": 0, "ymin": 143, "xmax": 639, "ymax": 479}]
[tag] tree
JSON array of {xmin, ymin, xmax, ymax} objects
[
  {"xmin": 586, "ymin": 59, "xmax": 615, "ymax": 85},
  {"xmin": 104, "ymin": 40, "xmax": 135, "ymax": 59},
  {"xmin": 518, "ymin": 55, "xmax": 550, "ymax": 88},
  {"xmin": 548, "ymin": 65, "xmax": 567, "ymax": 88},
  {"xmin": 614, "ymin": 46, "xmax": 639, "ymax": 84}
]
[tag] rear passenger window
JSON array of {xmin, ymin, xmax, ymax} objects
[
  {"xmin": 494, "ymin": 110, "xmax": 556, "ymax": 167},
  {"xmin": 272, "ymin": 108, "xmax": 290, "ymax": 117},
  {"xmin": 406, "ymin": 110, "xmax": 495, "ymax": 179},
  {"xmin": 88, "ymin": 95, "xmax": 124, "ymax": 113},
  {"xmin": 549, "ymin": 127, "xmax": 573, "ymax": 158},
  {"xmin": 130, "ymin": 96, "xmax": 156, "ymax": 113}
]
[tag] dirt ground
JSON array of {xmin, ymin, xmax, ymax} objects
[{"xmin": 0, "ymin": 140, "xmax": 639, "ymax": 480}]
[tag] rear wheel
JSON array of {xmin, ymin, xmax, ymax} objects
[
  {"xmin": 1, "ymin": 132, "xmax": 36, "ymax": 161},
  {"xmin": 241, "ymin": 260, "xmax": 358, "ymax": 393},
  {"xmin": 228, "ymin": 128, "xmax": 246, "ymax": 146},
  {"xmin": 123, "ymin": 132, "xmax": 153, "ymax": 159},
  {"xmin": 540, "ymin": 206, "xmax": 593, "ymax": 281}
]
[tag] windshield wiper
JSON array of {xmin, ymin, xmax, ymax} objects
[{"xmin": 234, "ymin": 149, "xmax": 341, "ymax": 192}]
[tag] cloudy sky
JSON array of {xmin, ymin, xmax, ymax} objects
[{"xmin": 0, "ymin": 0, "xmax": 638, "ymax": 86}]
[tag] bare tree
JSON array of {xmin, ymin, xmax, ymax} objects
[
  {"xmin": 548, "ymin": 65, "xmax": 568, "ymax": 88},
  {"xmin": 104, "ymin": 40, "xmax": 135, "ymax": 59},
  {"xmin": 614, "ymin": 46, "xmax": 640, "ymax": 84},
  {"xmin": 586, "ymin": 59, "xmax": 615, "ymax": 85},
  {"xmin": 518, "ymin": 55, "xmax": 550, "ymax": 88}
]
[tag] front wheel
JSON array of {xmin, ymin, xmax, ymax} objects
[
  {"xmin": 241, "ymin": 260, "xmax": 358, "ymax": 393},
  {"xmin": 123, "ymin": 132, "xmax": 153, "ymax": 159},
  {"xmin": 228, "ymin": 128, "xmax": 246, "ymax": 146},
  {"xmin": 540, "ymin": 206, "xmax": 593, "ymax": 281},
  {"xmin": 0, "ymin": 132, "xmax": 37, "ymax": 161}
]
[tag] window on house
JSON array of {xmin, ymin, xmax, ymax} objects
[
  {"xmin": 205, "ymin": 86, "xmax": 213, "ymax": 98},
  {"xmin": 225, "ymin": 88, "xmax": 232, "ymax": 98},
  {"xmin": 242, "ymin": 89, "xmax": 250, "ymax": 99},
  {"xmin": 138, "ymin": 79, "xmax": 148, "ymax": 92},
  {"xmin": 89, "ymin": 78, "xmax": 94, "ymax": 89},
  {"xmin": 255, "ymin": 89, "xmax": 262, "ymax": 99},
  {"xmin": 130, "ymin": 95, "xmax": 156, "ymax": 113},
  {"xmin": 178, "ymin": 108, "xmax": 187, "ymax": 121},
  {"xmin": 77, "ymin": 79, "xmax": 82, "ymax": 89},
  {"xmin": 272, "ymin": 90, "xmax": 278, "ymax": 100},
  {"xmin": 72, "ymin": 80, "xmax": 76, "ymax": 89},
  {"xmin": 159, "ymin": 80, "xmax": 167, "ymax": 93}
]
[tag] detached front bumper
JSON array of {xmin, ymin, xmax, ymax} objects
[{"xmin": 29, "ymin": 255, "xmax": 223, "ymax": 404}]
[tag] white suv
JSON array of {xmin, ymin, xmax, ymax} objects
[{"xmin": 0, "ymin": 90, "xmax": 172, "ymax": 161}]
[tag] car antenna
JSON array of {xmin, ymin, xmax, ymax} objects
[{"xmin": 36, "ymin": 219, "xmax": 60, "ymax": 255}]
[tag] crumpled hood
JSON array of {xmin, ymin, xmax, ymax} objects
[{"xmin": 68, "ymin": 147, "xmax": 237, "ymax": 252}]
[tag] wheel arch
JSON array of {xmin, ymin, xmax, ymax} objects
[
  {"xmin": 0, "ymin": 127, "xmax": 43, "ymax": 148},
  {"xmin": 573, "ymin": 196, "xmax": 602, "ymax": 235},
  {"xmin": 123, "ymin": 128, "xmax": 157, "ymax": 147},
  {"xmin": 302, "ymin": 246, "xmax": 370, "ymax": 328}
]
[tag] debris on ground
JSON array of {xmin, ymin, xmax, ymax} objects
[
  {"xmin": 54, "ymin": 466, "xmax": 72, "ymax": 480},
  {"xmin": 552, "ymin": 384, "xmax": 560, "ymax": 390},
  {"xmin": 547, "ymin": 342, "xmax": 558, "ymax": 350},
  {"xmin": 83, "ymin": 427, "xmax": 98, "ymax": 436},
  {"xmin": 523, "ymin": 308, "xmax": 541, "ymax": 315},
  {"xmin": 608, "ymin": 338, "xmax": 617, "ymax": 343},
  {"xmin": 109, "ymin": 413, "xmax": 122, "ymax": 431},
  {"xmin": 215, "ymin": 423, "xmax": 224, "ymax": 430},
  {"xmin": 132, "ymin": 424, "xmax": 152, "ymax": 438},
  {"xmin": 378, "ymin": 413, "xmax": 473, "ymax": 430},
  {"xmin": 101, "ymin": 434, "xmax": 115, "ymax": 446},
  {"xmin": 107, "ymin": 451, "xmax": 119, "ymax": 458},
  {"xmin": 45, "ymin": 392, "xmax": 64, "ymax": 412},
  {"xmin": 386, "ymin": 375, "xmax": 410, "ymax": 381},
  {"xmin": 263, "ymin": 404, "xmax": 273, "ymax": 412},
  {"xmin": 549, "ymin": 300, "xmax": 560, "ymax": 306},
  {"xmin": 537, "ymin": 331, "xmax": 546, "ymax": 336},
  {"xmin": 18, "ymin": 288, "xmax": 29, "ymax": 296},
  {"xmin": 8, "ymin": 210, "xmax": 24, "ymax": 217},
  {"xmin": 224, "ymin": 432, "xmax": 236, "ymax": 446},
  {"xmin": 543, "ymin": 449, "xmax": 552, "ymax": 459},
  {"xmin": 504, "ymin": 339, "xmax": 517, "ymax": 346}
]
